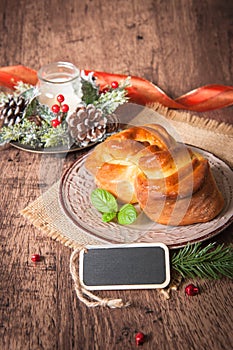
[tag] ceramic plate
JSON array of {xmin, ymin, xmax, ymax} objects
[
  {"xmin": 10, "ymin": 141, "xmax": 97, "ymax": 154},
  {"xmin": 59, "ymin": 147, "xmax": 233, "ymax": 248}
]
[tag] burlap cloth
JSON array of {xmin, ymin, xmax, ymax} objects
[{"xmin": 20, "ymin": 104, "xmax": 233, "ymax": 250}]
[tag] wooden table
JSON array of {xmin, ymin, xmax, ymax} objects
[{"xmin": 1, "ymin": 1, "xmax": 232, "ymax": 349}]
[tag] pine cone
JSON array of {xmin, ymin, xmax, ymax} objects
[
  {"xmin": 0, "ymin": 95, "xmax": 28, "ymax": 127},
  {"xmin": 66, "ymin": 104, "xmax": 119, "ymax": 146}
]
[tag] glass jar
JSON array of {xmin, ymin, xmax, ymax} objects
[{"xmin": 37, "ymin": 61, "xmax": 82, "ymax": 115}]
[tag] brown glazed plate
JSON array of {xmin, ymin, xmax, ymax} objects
[{"xmin": 59, "ymin": 146, "xmax": 233, "ymax": 248}]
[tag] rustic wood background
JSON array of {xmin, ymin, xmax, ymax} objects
[{"xmin": 0, "ymin": 0, "xmax": 232, "ymax": 349}]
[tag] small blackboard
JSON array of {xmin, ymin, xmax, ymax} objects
[{"xmin": 79, "ymin": 243, "xmax": 170, "ymax": 290}]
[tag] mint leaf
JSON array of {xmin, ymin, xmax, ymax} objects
[
  {"xmin": 90, "ymin": 189, "xmax": 138, "ymax": 225},
  {"xmin": 117, "ymin": 204, "xmax": 137, "ymax": 225},
  {"xmin": 91, "ymin": 189, "xmax": 118, "ymax": 213},
  {"xmin": 102, "ymin": 212, "xmax": 117, "ymax": 222}
]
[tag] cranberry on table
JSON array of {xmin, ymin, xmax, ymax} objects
[
  {"xmin": 135, "ymin": 332, "xmax": 145, "ymax": 346},
  {"xmin": 31, "ymin": 254, "xmax": 41, "ymax": 262},
  {"xmin": 185, "ymin": 283, "xmax": 199, "ymax": 296}
]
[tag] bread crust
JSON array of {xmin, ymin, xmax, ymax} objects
[{"xmin": 85, "ymin": 124, "xmax": 224, "ymax": 225}]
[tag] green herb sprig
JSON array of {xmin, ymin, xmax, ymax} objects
[
  {"xmin": 172, "ymin": 242, "xmax": 233, "ymax": 280},
  {"xmin": 91, "ymin": 188, "xmax": 137, "ymax": 225}
]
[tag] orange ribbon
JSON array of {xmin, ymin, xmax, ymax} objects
[{"xmin": 0, "ymin": 65, "xmax": 232, "ymax": 112}]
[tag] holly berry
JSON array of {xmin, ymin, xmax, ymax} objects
[
  {"xmin": 111, "ymin": 81, "xmax": 119, "ymax": 89},
  {"xmin": 135, "ymin": 332, "xmax": 145, "ymax": 346},
  {"xmin": 57, "ymin": 94, "xmax": 65, "ymax": 103},
  {"xmin": 100, "ymin": 87, "xmax": 109, "ymax": 94},
  {"xmin": 51, "ymin": 119, "xmax": 61, "ymax": 128},
  {"xmin": 51, "ymin": 104, "xmax": 60, "ymax": 114},
  {"xmin": 31, "ymin": 254, "xmax": 41, "ymax": 262},
  {"xmin": 61, "ymin": 104, "xmax": 69, "ymax": 113},
  {"xmin": 185, "ymin": 283, "xmax": 199, "ymax": 296},
  {"xmin": 51, "ymin": 94, "xmax": 69, "ymax": 125}
]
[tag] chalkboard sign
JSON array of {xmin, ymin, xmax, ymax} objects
[{"xmin": 79, "ymin": 243, "xmax": 170, "ymax": 290}]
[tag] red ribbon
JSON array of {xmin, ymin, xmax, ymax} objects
[
  {"xmin": 0, "ymin": 65, "xmax": 38, "ymax": 87},
  {"xmin": 0, "ymin": 65, "xmax": 232, "ymax": 112}
]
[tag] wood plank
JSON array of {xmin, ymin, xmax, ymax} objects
[{"xmin": 0, "ymin": 1, "xmax": 232, "ymax": 349}]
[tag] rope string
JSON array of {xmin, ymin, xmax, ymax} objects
[{"xmin": 69, "ymin": 248, "xmax": 130, "ymax": 308}]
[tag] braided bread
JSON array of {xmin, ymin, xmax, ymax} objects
[{"xmin": 85, "ymin": 124, "xmax": 224, "ymax": 226}]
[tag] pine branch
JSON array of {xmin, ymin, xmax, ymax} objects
[{"xmin": 172, "ymin": 242, "xmax": 233, "ymax": 280}]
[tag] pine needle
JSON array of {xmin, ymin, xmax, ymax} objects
[{"xmin": 171, "ymin": 242, "xmax": 233, "ymax": 279}]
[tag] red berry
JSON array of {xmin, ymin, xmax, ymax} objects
[
  {"xmin": 185, "ymin": 284, "xmax": 199, "ymax": 296},
  {"xmin": 31, "ymin": 254, "xmax": 41, "ymax": 262},
  {"xmin": 100, "ymin": 87, "xmax": 109, "ymax": 94},
  {"xmin": 61, "ymin": 104, "xmax": 69, "ymax": 113},
  {"xmin": 135, "ymin": 332, "xmax": 145, "ymax": 346},
  {"xmin": 51, "ymin": 119, "xmax": 61, "ymax": 128},
  {"xmin": 57, "ymin": 94, "xmax": 65, "ymax": 103},
  {"xmin": 111, "ymin": 81, "xmax": 119, "ymax": 89},
  {"xmin": 51, "ymin": 104, "xmax": 60, "ymax": 114}
]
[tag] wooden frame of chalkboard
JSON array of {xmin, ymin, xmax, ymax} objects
[{"xmin": 79, "ymin": 243, "xmax": 170, "ymax": 290}]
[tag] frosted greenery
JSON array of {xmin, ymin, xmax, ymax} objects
[
  {"xmin": 0, "ymin": 119, "xmax": 71, "ymax": 148},
  {"xmin": 0, "ymin": 74, "xmax": 131, "ymax": 148}
]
